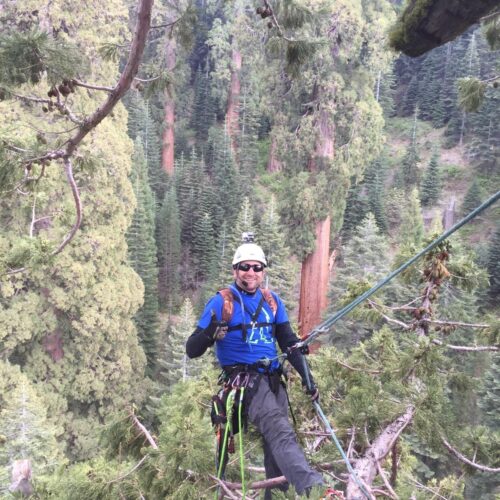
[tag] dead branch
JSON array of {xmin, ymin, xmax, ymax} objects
[
  {"xmin": 367, "ymin": 301, "xmax": 412, "ymax": 330},
  {"xmin": 432, "ymin": 339, "xmax": 498, "ymax": 352},
  {"xmin": 441, "ymin": 437, "xmax": 500, "ymax": 473},
  {"xmin": 106, "ymin": 455, "xmax": 149, "ymax": 484},
  {"xmin": 129, "ymin": 410, "xmax": 158, "ymax": 449},
  {"xmin": 424, "ymin": 319, "xmax": 490, "ymax": 329},
  {"xmin": 375, "ymin": 460, "xmax": 398, "ymax": 500},
  {"xmin": 51, "ymin": 157, "xmax": 82, "ymax": 256},
  {"xmin": 346, "ymin": 405, "xmax": 415, "ymax": 499}
]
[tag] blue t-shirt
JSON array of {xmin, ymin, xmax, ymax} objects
[{"xmin": 198, "ymin": 284, "xmax": 289, "ymax": 369}]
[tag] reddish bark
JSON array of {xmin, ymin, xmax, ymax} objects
[
  {"xmin": 298, "ymin": 101, "xmax": 335, "ymax": 340},
  {"xmin": 266, "ymin": 136, "xmax": 282, "ymax": 172},
  {"xmin": 298, "ymin": 216, "xmax": 331, "ymax": 340},
  {"xmin": 225, "ymin": 48, "xmax": 242, "ymax": 155},
  {"xmin": 42, "ymin": 329, "xmax": 64, "ymax": 362},
  {"xmin": 161, "ymin": 32, "xmax": 176, "ymax": 176}
]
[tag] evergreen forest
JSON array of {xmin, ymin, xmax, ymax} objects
[{"xmin": 0, "ymin": 0, "xmax": 498, "ymax": 498}]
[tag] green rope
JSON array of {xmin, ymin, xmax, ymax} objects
[
  {"xmin": 301, "ymin": 190, "xmax": 500, "ymax": 347},
  {"xmin": 296, "ymin": 191, "xmax": 499, "ymax": 499},
  {"xmin": 238, "ymin": 388, "xmax": 246, "ymax": 499},
  {"xmin": 214, "ymin": 389, "xmax": 236, "ymax": 500}
]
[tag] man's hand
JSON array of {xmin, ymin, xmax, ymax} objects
[
  {"xmin": 205, "ymin": 311, "xmax": 228, "ymax": 342},
  {"xmin": 214, "ymin": 323, "xmax": 228, "ymax": 341},
  {"xmin": 304, "ymin": 383, "xmax": 319, "ymax": 403}
]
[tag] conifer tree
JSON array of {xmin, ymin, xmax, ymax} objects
[
  {"xmin": 258, "ymin": 195, "xmax": 299, "ymax": 307},
  {"xmin": 420, "ymin": 151, "xmax": 442, "ymax": 206},
  {"xmin": 461, "ymin": 179, "xmax": 483, "ymax": 215},
  {"xmin": 328, "ymin": 213, "xmax": 392, "ymax": 349},
  {"xmin": 0, "ymin": 363, "xmax": 62, "ymax": 487},
  {"xmin": 208, "ymin": 125, "xmax": 242, "ymax": 231},
  {"xmin": 398, "ymin": 112, "xmax": 421, "ymax": 191},
  {"xmin": 399, "ymin": 187, "xmax": 425, "ymax": 247},
  {"xmin": 157, "ymin": 183, "xmax": 182, "ymax": 312},
  {"xmin": 190, "ymin": 66, "xmax": 216, "ymax": 144},
  {"xmin": 164, "ymin": 299, "xmax": 204, "ymax": 387},
  {"xmin": 365, "ymin": 158, "xmax": 388, "ymax": 232},
  {"xmin": 341, "ymin": 182, "xmax": 369, "ymax": 241},
  {"xmin": 125, "ymin": 91, "xmax": 166, "ymax": 202},
  {"xmin": 127, "ymin": 138, "xmax": 160, "ymax": 373},
  {"xmin": 485, "ymin": 224, "xmax": 500, "ymax": 305}
]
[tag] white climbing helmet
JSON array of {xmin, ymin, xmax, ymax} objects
[{"xmin": 232, "ymin": 243, "xmax": 267, "ymax": 267}]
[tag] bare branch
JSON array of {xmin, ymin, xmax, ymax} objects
[
  {"xmin": 106, "ymin": 455, "xmax": 149, "ymax": 484},
  {"xmin": 347, "ymin": 405, "xmax": 415, "ymax": 499},
  {"xmin": 367, "ymin": 301, "xmax": 412, "ymax": 330},
  {"xmin": 51, "ymin": 157, "xmax": 82, "ymax": 256},
  {"xmin": 129, "ymin": 411, "xmax": 158, "ymax": 450},
  {"xmin": 71, "ymin": 79, "xmax": 114, "ymax": 92},
  {"xmin": 375, "ymin": 460, "xmax": 399, "ymax": 500},
  {"xmin": 432, "ymin": 339, "xmax": 498, "ymax": 352},
  {"xmin": 425, "ymin": 319, "xmax": 490, "ymax": 329},
  {"xmin": 441, "ymin": 437, "xmax": 500, "ymax": 473}
]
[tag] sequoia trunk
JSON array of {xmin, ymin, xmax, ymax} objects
[
  {"xmin": 298, "ymin": 216, "xmax": 331, "ymax": 339},
  {"xmin": 161, "ymin": 31, "xmax": 176, "ymax": 175},
  {"xmin": 225, "ymin": 48, "xmax": 242, "ymax": 155}
]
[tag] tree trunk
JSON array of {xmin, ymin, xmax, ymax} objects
[
  {"xmin": 299, "ymin": 216, "xmax": 331, "ymax": 339},
  {"xmin": 225, "ymin": 48, "xmax": 242, "ymax": 155},
  {"xmin": 267, "ymin": 136, "xmax": 282, "ymax": 172},
  {"xmin": 161, "ymin": 32, "xmax": 176, "ymax": 175},
  {"xmin": 298, "ymin": 99, "xmax": 334, "ymax": 339},
  {"xmin": 346, "ymin": 405, "xmax": 415, "ymax": 499}
]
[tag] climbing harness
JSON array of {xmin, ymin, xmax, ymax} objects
[
  {"xmin": 213, "ymin": 371, "xmax": 253, "ymax": 499},
  {"xmin": 222, "ymin": 285, "xmax": 277, "ymax": 342}
]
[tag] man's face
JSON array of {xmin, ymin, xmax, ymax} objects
[{"xmin": 233, "ymin": 260, "xmax": 265, "ymax": 293}]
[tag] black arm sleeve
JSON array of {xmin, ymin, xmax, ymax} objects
[
  {"xmin": 275, "ymin": 322, "xmax": 315, "ymax": 387},
  {"xmin": 186, "ymin": 326, "xmax": 215, "ymax": 358}
]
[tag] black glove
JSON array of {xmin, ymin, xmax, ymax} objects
[
  {"xmin": 304, "ymin": 382, "xmax": 319, "ymax": 402},
  {"xmin": 204, "ymin": 311, "xmax": 228, "ymax": 342}
]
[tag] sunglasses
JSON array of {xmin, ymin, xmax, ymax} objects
[{"xmin": 237, "ymin": 263, "xmax": 265, "ymax": 272}]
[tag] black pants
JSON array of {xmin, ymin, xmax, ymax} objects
[{"xmin": 247, "ymin": 375, "xmax": 323, "ymax": 497}]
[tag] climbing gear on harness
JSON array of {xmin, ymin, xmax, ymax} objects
[
  {"xmin": 213, "ymin": 371, "xmax": 252, "ymax": 500},
  {"xmin": 219, "ymin": 286, "xmax": 277, "ymax": 342}
]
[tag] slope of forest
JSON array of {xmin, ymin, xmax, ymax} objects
[{"xmin": 0, "ymin": 0, "xmax": 498, "ymax": 498}]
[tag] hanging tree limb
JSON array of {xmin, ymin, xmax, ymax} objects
[
  {"xmin": 5, "ymin": 0, "xmax": 154, "ymax": 275},
  {"xmin": 441, "ymin": 437, "xmax": 500, "ymax": 473}
]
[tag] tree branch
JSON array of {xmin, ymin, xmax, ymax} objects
[
  {"xmin": 4, "ymin": 0, "xmax": 153, "ymax": 275},
  {"xmin": 71, "ymin": 79, "xmax": 114, "ymax": 92},
  {"xmin": 432, "ymin": 339, "xmax": 498, "ymax": 352},
  {"xmin": 50, "ymin": 157, "xmax": 82, "ymax": 256},
  {"xmin": 441, "ymin": 437, "xmax": 500, "ymax": 473},
  {"xmin": 106, "ymin": 455, "xmax": 149, "ymax": 484},
  {"xmin": 129, "ymin": 411, "xmax": 158, "ymax": 450},
  {"xmin": 65, "ymin": 0, "xmax": 153, "ymax": 157}
]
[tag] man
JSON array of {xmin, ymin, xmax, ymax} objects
[{"xmin": 186, "ymin": 238, "xmax": 324, "ymax": 498}]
